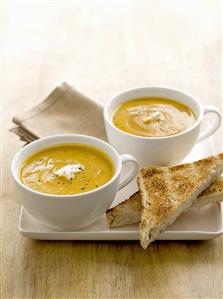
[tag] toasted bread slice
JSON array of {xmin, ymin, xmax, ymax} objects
[
  {"xmin": 106, "ymin": 177, "xmax": 223, "ymax": 228},
  {"xmin": 106, "ymin": 192, "xmax": 142, "ymax": 228},
  {"xmin": 194, "ymin": 176, "xmax": 223, "ymax": 208},
  {"xmin": 137, "ymin": 153, "xmax": 223, "ymax": 249}
]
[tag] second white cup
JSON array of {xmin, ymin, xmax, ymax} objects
[{"xmin": 104, "ymin": 87, "xmax": 221, "ymax": 167}]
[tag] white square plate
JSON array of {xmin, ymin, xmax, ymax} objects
[{"xmin": 18, "ymin": 137, "xmax": 223, "ymax": 241}]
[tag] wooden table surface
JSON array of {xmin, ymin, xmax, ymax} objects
[{"xmin": 2, "ymin": 1, "xmax": 223, "ymax": 298}]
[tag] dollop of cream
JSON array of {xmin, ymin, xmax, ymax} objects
[
  {"xmin": 54, "ymin": 164, "xmax": 84, "ymax": 180},
  {"xmin": 142, "ymin": 111, "xmax": 163, "ymax": 123}
]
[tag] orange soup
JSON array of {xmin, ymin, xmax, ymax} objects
[
  {"xmin": 112, "ymin": 97, "xmax": 196, "ymax": 137},
  {"xmin": 20, "ymin": 144, "xmax": 114, "ymax": 195}
]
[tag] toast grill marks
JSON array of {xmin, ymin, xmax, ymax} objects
[
  {"xmin": 138, "ymin": 154, "xmax": 223, "ymax": 249},
  {"xmin": 106, "ymin": 176, "xmax": 223, "ymax": 228}
]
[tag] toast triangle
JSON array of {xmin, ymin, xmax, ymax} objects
[
  {"xmin": 106, "ymin": 176, "xmax": 223, "ymax": 228},
  {"xmin": 137, "ymin": 153, "xmax": 223, "ymax": 249}
]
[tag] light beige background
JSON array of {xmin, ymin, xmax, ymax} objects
[{"xmin": 2, "ymin": 1, "xmax": 223, "ymax": 299}]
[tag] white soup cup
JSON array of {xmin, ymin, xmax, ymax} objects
[
  {"xmin": 11, "ymin": 134, "xmax": 139, "ymax": 230},
  {"xmin": 104, "ymin": 87, "xmax": 221, "ymax": 167}
]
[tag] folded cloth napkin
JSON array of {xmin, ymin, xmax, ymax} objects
[{"xmin": 10, "ymin": 82, "xmax": 107, "ymax": 143}]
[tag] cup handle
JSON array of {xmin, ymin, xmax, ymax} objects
[
  {"xmin": 118, "ymin": 154, "xmax": 139, "ymax": 191},
  {"xmin": 196, "ymin": 105, "xmax": 222, "ymax": 143}
]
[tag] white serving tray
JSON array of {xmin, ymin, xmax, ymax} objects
[{"xmin": 18, "ymin": 137, "xmax": 223, "ymax": 241}]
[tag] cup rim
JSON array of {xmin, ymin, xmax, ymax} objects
[
  {"xmin": 104, "ymin": 86, "xmax": 204, "ymax": 140},
  {"xmin": 11, "ymin": 134, "xmax": 122, "ymax": 199}
]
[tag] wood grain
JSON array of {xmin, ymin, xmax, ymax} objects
[{"xmin": 2, "ymin": 1, "xmax": 223, "ymax": 298}]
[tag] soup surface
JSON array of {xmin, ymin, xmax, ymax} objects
[
  {"xmin": 112, "ymin": 97, "xmax": 196, "ymax": 137},
  {"xmin": 20, "ymin": 144, "xmax": 114, "ymax": 195}
]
